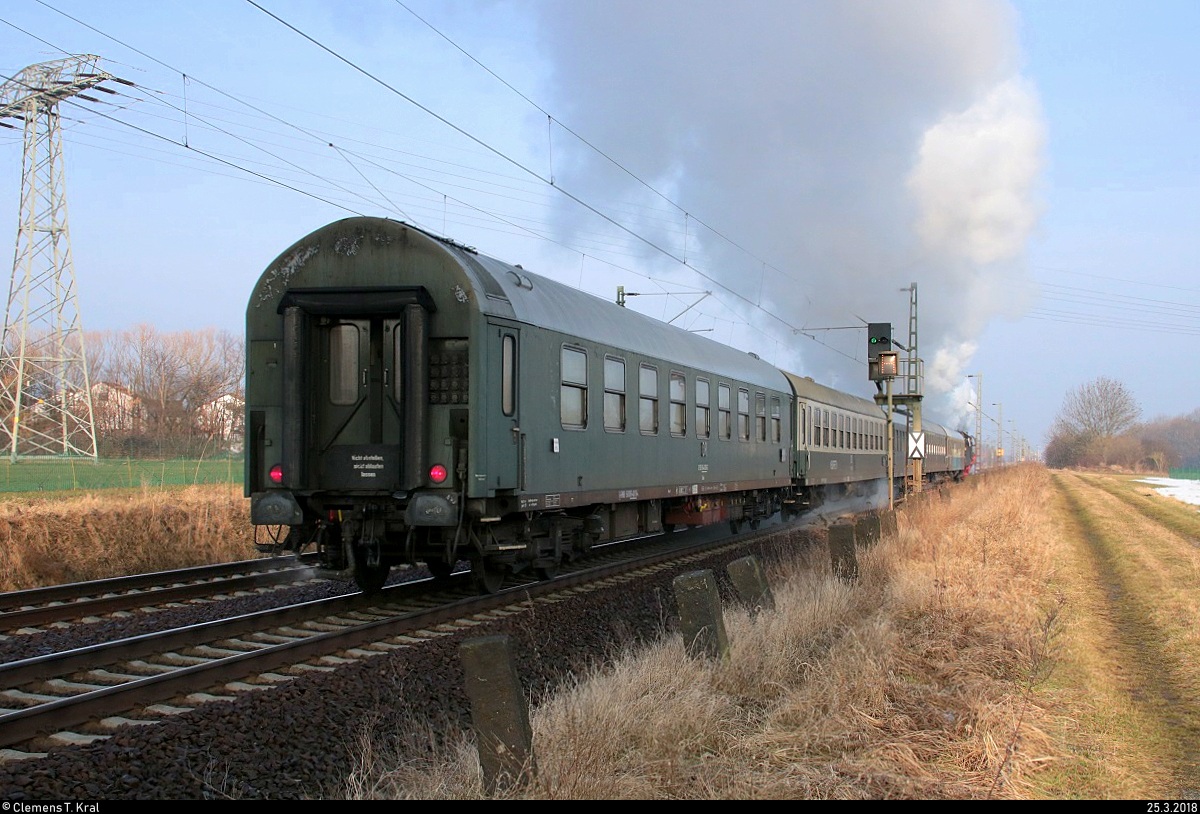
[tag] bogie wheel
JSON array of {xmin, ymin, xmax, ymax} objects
[
  {"xmin": 535, "ymin": 562, "xmax": 560, "ymax": 581},
  {"xmin": 749, "ymin": 517, "xmax": 760, "ymax": 530},
  {"xmin": 472, "ymin": 559, "xmax": 507, "ymax": 594},
  {"xmin": 729, "ymin": 519, "xmax": 741, "ymax": 534},
  {"xmin": 354, "ymin": 559, "xmax": 391, "ymax": 594},
  {"xmin": 426, "ymin": 557, "xmax": 455, "ymax": 580}
]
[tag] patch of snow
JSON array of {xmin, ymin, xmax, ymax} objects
[{"xmin": 1138, "ymin": 478, "xmax": 1200, "ymax": 508}]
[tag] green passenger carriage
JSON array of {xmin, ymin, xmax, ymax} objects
[{"xmin": 246, "ymin": 217, "xmax": 971, "ymax": 593}]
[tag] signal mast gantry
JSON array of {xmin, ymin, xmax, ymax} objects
[{"xmin": 0, "ymin": 55, "xmax": 120, "ymax": 461}]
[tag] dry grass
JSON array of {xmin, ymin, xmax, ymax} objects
[
  {"xmin": 4, "ymin": 466, "xmax": 1190, "ymax": 797},
  {"xmin": 349, "ymin": 465, "xmax": 1090, "ymax": 799},
  {"xmin": 0, "ymin": 484, "xmax": 257, "ymax": 591}
]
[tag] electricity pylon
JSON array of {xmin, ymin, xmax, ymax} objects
[{"xmin": 0, "ymin": 55, "xmax": 117, "ymax": 460}]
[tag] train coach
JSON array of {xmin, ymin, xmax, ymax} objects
[
  {"xmin": 784, "ymin": 374, "xmax": 971, "ymax": 508},
  {"xmin": 245, "ymin": 217, "xmax": 968, "ymax": 593}
]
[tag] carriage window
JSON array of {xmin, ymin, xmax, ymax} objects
[
  {"xmin": 755, "ymin": 393, "xmax": 767, "ymax": 442},
  {"xmin": 501, "ymin": 334, "xmax": 516, "ymax": 416},
  {"xmin": 771, "ymin": 397, "xmax": 781, "ymax": 443},
  {"xmin": 604, "ymin": 356, "xmax": 626, "ymax": 432},
  {"xmin": 669, "ymin": 372, "xmax": 686, "ymax": 436},
  {"xmin": 738, "ymin": 388, "xmax": 750, "ymax": 441},
  {"xmin": 639, "ymin": 364, "xmax": 659, "ymax": 434},
  {"xmin": 560, "ymin": 346, "xmax": 587, "ymax": 428},
  {"xmin": 823, "ymin": 410, "xmax": 830, "ymax": 447},
  {"xmin": 696, "ymin": 378, "xmax": 711, "ymax": 439},
  {"xmin": 718, "ymin": 383, "xmax": 731, "ymax": 440},
  {"xmin": 329, "ymin": 324, "xmax": 359, "ymax": 406}
]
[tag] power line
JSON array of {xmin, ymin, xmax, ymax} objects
[
  {"xmin": 390, "ymin": 0, "xmax": 795, "ymax": 288},
  {"xmin": 23, "ymin": 2, "xmax": 724, "ymax": 306},
  {"xmin": 244, "ymin": 1, "xmax": 834, "ymax": 349},
  {"xmin": 10, "ymin": 3, "xmax": 1004, "ymax": 371}
]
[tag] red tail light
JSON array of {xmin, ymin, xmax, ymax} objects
[
  {"xmin": 428, "ymin": 464, "xmax": 448, "ymax": 484},
  {"xmin": 269, "ymin": 464, "xmax": 284, "ymax": 484}
]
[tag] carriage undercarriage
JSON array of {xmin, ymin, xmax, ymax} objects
[{"xmin": 264, "ymin": 485, "xmax": 793, "ymax": 594}]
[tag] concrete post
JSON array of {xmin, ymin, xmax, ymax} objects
[
  {"xmin": 855, "ymin": 512, "xmax": 881, "ymax": 548},
  {"xmin": 881, "ymin": 509, "xmax": 898, "ymax": 539},
  {"xmin": 828, "ymin": 522, "xmax": 859, "ymax": 583},
  {"xmin": 726, "ymin": 554, "xmax": 775, "ymax": 614},
  {"xmin": 674, "ymin": 569, "xmax": 730, "ymax": 660},
  {"xmin": 460, "ymin": 634, "xmax": 536, "ymax": 793}
]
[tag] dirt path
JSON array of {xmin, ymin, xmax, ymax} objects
[{"xmin": 1046, "ymin": 471, "xmax": 1200, "ymax": 798}]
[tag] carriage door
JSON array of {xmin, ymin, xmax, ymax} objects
[
  {"xmin": 485, "ymin": 323, "xmax": 521, "ymax": 492},
  {"xmin": 313, "ymin": 316, "xmax": 405, "ymax": 491}
]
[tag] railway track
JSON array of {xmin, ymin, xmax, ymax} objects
[
  {"xmin": 0, "ymin": 557, "xmax": 322, "ymax": 635},
  {"xmin": 0, "ymin": 521, "xmax": 786, "ymax": 762}
]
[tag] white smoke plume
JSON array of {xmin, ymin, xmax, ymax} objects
[
  {"xmin": 909, "ymin": 77, "xmax": 1046, "ymax": 267},
  {"xmin": 528, "ymin": 0, "xmax": 1045, "ymax": 418}
]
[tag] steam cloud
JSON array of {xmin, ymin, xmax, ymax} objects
[{"xmin": 529, "ymin": 0, "xmax": 1045, "ymax": 431}]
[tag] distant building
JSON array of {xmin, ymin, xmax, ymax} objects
[
  {"xmin": 88, "ymin": 381, "xmax": 145, "ymax": 435},
  {"xmin": 198, "ymin": 392, "xmax": 245, "ymax": 452}
]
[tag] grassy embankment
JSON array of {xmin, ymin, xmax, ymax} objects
[
  {"xmin": 340, "ymin": 465, "xmax": 1200, "ymax": 799},
  {"xmin": 0, "ymin": 457, "xmax": 252, "ymax": 591},
  {"xmin": 3, "ymin": 464, "xmax": 1199, "ymax": 798},
  {"xmin": 0, "ymin": 483, "xmax": 255, "ymax": 592}
]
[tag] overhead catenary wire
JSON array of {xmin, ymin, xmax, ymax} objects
[
  {"xmin": 243, "ymin": 1, "xmax": 863, "ymax": 362},
  {"xmin": 17, "ymin": 2, "xmax": 722, "ymax": 303},
  {"xmin": 4, "ymin": 3, "xmax": 865, "ymax": 359},
  {"xmin": 6, "ymin": 3, "xmax": 1193, "ymax": 361}
]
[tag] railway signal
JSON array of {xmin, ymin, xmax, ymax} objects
[
  {"xmin": 867, "ymin": 322, "xmax": 892, "ymax": 360},
  {"xmin": 868, "ymin": 322, "xmax": 896, "ymax": 382}
]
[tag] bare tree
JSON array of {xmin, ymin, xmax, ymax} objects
[
  {"xmin": 1140, "ymin": 408, "xmax": 1200, "ymax": 470},
  {"xmin": 1059, "ymin": 376, "xmax": 1142, "ymax": 438},
  {"xmin": 84, "ymin": 325, "xmax": 245, "ymax": 457},
  {"xmin": 1053, "ymin": 377, "xmax": 1142, "ymax": 466}
]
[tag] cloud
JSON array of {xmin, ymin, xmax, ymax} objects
[
  {"xmin": 908, "ymin": 76, "xmax": 1046, "ymax": 266},
  {"xmin": 529, "ymin": 0, "xmax": 1045, "ymax": 410}
]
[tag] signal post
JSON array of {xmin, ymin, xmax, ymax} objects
[{"xmin": 868, "ymin": 322, "xmax": 923, "ymax": 506}]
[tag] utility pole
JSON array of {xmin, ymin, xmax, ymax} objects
[
  {"xmin": 967, "ymin": 373, "xmax": 982, "ymax": 471},
  {"xmin": 992, "ymin": 402, "xmax": 1004, "ymax": 466},
  {"xmin": 903, "ymin": 284, "xmax": 922, "ymax": 493},
  {"xmin": 0, "ymin": 56, "xmax": 118, "ymax": 460}
]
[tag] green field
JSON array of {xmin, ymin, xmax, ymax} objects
[{"xmin": 0, "ymin": 457, "xmax": 243, "ymax": 493}]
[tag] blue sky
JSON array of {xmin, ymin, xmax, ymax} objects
[{"xmin": 1, "ymin": 0, "xmax": 1196, "ymax": 457}]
